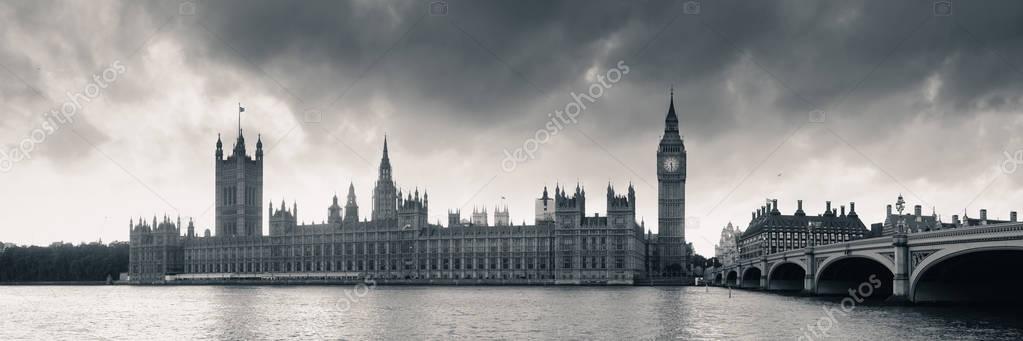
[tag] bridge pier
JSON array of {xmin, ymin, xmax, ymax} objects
[
  {"xmin": 760, "ymin": 258, "xmax": 768, "ymax": 290},
  {"xmin": 888, "ymin": 233, "xmax": 910, "ymax": 303},
  {"xmin": 801, "ymin": 246, "xmax": 816, "ymax": 295}
]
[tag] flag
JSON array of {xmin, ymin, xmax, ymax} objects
[{"xmin": 237, "ymin": 103, "xmax": 245, "ymax": 133}]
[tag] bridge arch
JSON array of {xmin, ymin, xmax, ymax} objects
[
  {"xmin": 740, "ymin": 266, "xmax": 762, "ymax": 289},
  {"xmin": 725, "ymin": 270, "xmax": 738, "ymax": 286},
  {"xmin": 910, "ymin": 246, "xmax": 1023, "ymax": 303},
  {"xmin": 767, "ymin": 261, "xmax": 806, "ymax": 291},
  {"xmin": 713, "ymin": 272, "xmax": 723, "ymax": 285},
  {"xmin": 814, "ymin": 255, "xmax": 894, "ymax": 298}
]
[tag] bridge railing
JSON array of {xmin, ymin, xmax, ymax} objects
[
  {"xmin": 908, "ymin": 221, "xmax": 1023, "ymax": 241},
  {"xmin": 733, "ymin": 222, "xmax": 1023, "ymax": 263}
]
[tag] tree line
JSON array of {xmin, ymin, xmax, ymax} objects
[{"xmin": 0, "ymin": 241, "xmax": 129, "ymax": 282}]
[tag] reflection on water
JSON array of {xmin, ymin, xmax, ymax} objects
[{"xmin": 1, "ymin": 286, "xmax": 1021, "ymax": 340}]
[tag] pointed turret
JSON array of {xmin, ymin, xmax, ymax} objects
[
  {"xmin": 328, "ymin": 193, "xmax": 342, "ymax": 225},
  {"xmin": 215, "ymin": 133, "xmax": 223, "ymax": 159},
  {"xmin": 344, "ymin": 182, "xmax": 360, "ymax": 224},
  {"xmin": 256, "ymin": 134, "xmax": 263, "ymax": 160},
  {"xmin": 346, "ymin": 182, "xmax": 357, "ymax": 204},
  {"xmin": 233, "ymin": 128, "xmax": 246, "ymax": 156}
]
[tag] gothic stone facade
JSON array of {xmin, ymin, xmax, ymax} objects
[
  {"xmin": 129, "ymin": 94, "xmax": 683, "ymax": 284},
  {"xmin": 652, "ymin": 92, "xmax": 688, "ymax": 278}
]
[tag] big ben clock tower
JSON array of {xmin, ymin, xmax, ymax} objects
[{"xmin": 656, "ymin": 89, "xmax": 686, "ymax": 278}]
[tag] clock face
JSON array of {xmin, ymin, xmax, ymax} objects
[{"xmin": 662, "ymin": 157, "xmax": 679, "ymax": 172}]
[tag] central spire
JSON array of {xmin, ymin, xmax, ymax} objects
[
  {"xmin": 372, "ymin": 135, "xmax": 397, "ymax": 221},
  {"xmin": 382, "ymin": 134, "xmax": 390, "ymax": 162},
  {"xmin": 379, "ymin": 135, "xmax": 392, "ymax": 179},
  {"xmin": 664, "ymin": 88, "xmax": 678, "ymax": 133}
]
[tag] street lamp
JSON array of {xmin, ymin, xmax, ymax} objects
[{"xmin": 807, "ymin": 221, "xmax": 821, "ymax": 247}]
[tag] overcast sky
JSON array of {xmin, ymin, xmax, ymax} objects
[{"xmin": 2, "ymin": 0, "xmax": 1023, "ymax": 256}]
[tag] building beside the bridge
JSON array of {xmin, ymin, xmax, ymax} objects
[{"xmin": 737, "ymin": 199, "xmax": 869, "ymax": 260}]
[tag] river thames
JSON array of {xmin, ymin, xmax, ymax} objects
[{"xmin": 1, "ymin": 285, "xmax": 1021, "ymax": 340}]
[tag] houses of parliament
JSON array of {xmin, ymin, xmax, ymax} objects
[{"xmin": 128, "ymin": 93, "xmax": 690, "ymax": 284}]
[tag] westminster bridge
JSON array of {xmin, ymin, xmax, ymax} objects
[{"xmin": 711, "ymin": 221, "xmax": 1023, "ymax": 303}]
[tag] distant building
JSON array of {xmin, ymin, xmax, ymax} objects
[
  {"xmin": 881, "ymin": 194, "xmax": 1017, "ymax": 235},
  {"xmin": 881, "ymin": 194, "xmax": 948, "ymax": 235},
  {"xmin": 535, "ymin": 188, "xmax": 555, "ymax": 224},
  {"xmin": 342, "ymin": 183, "xmax": 359, "ymax": 225},
  {"xmin": 447, "ymin": 209, "xmax": 462, "ymax": 227},
  {"xmin": 738, "ymin": 199, "xmax": 869, "ymax": 260},
  {"xmin": 471, "ymin": 207, "xmax": 489, "ymax": 227},
  {"xmin": 714, "ymin": 222, "xmax": 741, "ymax": 267},
  {"xmin": 958, "ymin": 209, "xmax": 1017, "ymax": 227},
  {"xmin": 494, "ymin": 205, "xmax": 510, "ymax": 226}
]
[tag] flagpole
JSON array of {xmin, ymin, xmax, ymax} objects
[{"xmin": 238, "ymin": 102, "xmax": 242, "ymax": 136}]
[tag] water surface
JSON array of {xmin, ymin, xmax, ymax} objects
[{"xmin": 1, "ymin": 286, "xmax": 1020, "ymax": 340}]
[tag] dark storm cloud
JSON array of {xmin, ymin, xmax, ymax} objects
[
  {"xmin": 0, "ymin": 0, "xmax": 162, "ymax": 165},
  {"xmin": 130, "ymin": 0, "xmax": 1023, "ymax": 145},
  {"xmin": 5, "ymin": 0, "xmax": 1021, "ymax": 163},
  {"xmin": 4, "ymin": 0, "xmax": 1023, "ymax": 251},
  {"xmin": 156, "ymin": 0, "xmax": 647, "ymax": 120}
]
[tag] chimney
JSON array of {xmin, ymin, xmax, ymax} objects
[
  {"xmin": 1011, "ymin": 211, "xmax": 1018, "ymax": 222},
  {"xmin": 825, "ymin": 201, "xmax": 832, "ymax": 214},
  {"xmin": 886, "ymin": 204, "xmax": 892, "ymax": 216},
  {"xmin": 914, "ymin": 205, "xmax": 922, "ymax": 217},
  {"xmin": 839, "ymin": 205, "xmax": 845, "ymax": 217},
  {"xmin": 980, "ymin": 209, "xmax": 988, "ymax": 221},
  {"xmin": 796, "ymin": 200, "xmax": 805, "ymax": 216},
  {"xmin": 849, "ymin": 202, "xmax": 857, "ymax": 217},
  {"xmin": 772, "ymin": 199, "xmax": 779, "ymax": 213},
  {"xmin": 952, "ymin": 215, "xmax": 960, "ymax": 225}
]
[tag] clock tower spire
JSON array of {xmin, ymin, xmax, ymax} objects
[{"xmin": 656, "ymin": 89, "xmax": 687, "ymax": 279}]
